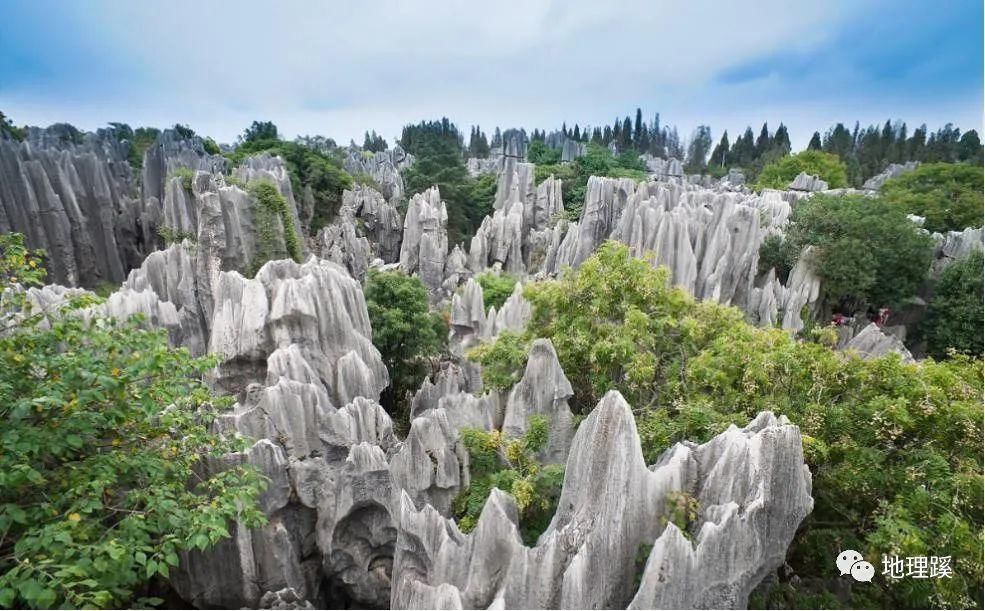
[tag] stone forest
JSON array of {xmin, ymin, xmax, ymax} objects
[{"xmin": 0, "ymin": 106, "xmax": 982, "ymax": 611}]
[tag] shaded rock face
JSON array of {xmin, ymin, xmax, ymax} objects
[
  {"xmin": 639, "ymin": 154, "xmax": 685, "ymax": 178},
  {"xmin": 0, "ymin": 128, "xmax": 143, "ymax": 287},
  {"xmin": 399, "ymin": 187, "xmax": 448, "ymax": 297},
  {"xmin": 342, "ymin": 146, "xmax": 414, "ymax": 203},
  {"xmin": 391, "ymin": 391, "xmax": 813, "ymax": 610},
  {"xmin": 315, "ymin": 186, "xmax": 403, "ymax": 280},
  {"xmin": 931, "ymin": 226, "xmax": 983, "ymax": 276}
]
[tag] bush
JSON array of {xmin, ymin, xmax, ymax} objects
[
  {"xmin": 475, "ymin": 272, "xmax": 517, "ymax": 310},
  {"xmin": 364, "ymin": 270, "xmax": 447, "ymax": 428},
  {"xmin": 757, "ymin": 234, "xmax": 797, "ymax": 282},
  {"xmin": 202, "ymin": 137, "xmax": 221, "ymax": 155},
  {"xmin": 527, "ymin": 140, "xmax": 561, "ymax": 165},
  {"xmin": 471, "ymin": 242, "xmax": 982, "ymax": 608},
  {"xmin": 755, "ymin": 150, "xmax": 848, "ymax": 190},
  {"xmin": 0, "ymin": 234, "xmax": 266, "ymax": 608},
  {"xmin": 247, "ymin": 181, "xmax": 302, "ymax": 275},
  {"xmin": 880, "ymin": 163, "xmax": 984, "ymax": 233},
  {"xmin": 784, "ymin": 193, "xmax": 935, "ymax": 310},
  {"xmin": 169, "ymin": 167, "xmax": 195, "ymax": 191},
  {"xmin": 453, "ymin": 416, "xmax": 564, "ymax": 545},
  {"xmin": 920, "ymin": 251, "xmax": 983, "ymax": 359}
]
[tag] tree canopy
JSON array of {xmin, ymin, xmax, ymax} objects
[
  {"xmin": 755, "ymin": 150, "xmax": 849, "ymax": 190},
  {"xmin": 364, "ymin": 269, "xmax": 447, "ymax": 428},
  {"xmin": 920, "ymin": 250, "xmax": 984, "ymax": 359},
  {"xmin": 880, "ymin": 163, "xmax": 984, "ymax": 233},
  {"xmin": 783, "ymin": 193, "xmax": 934, "ymax": 309}
]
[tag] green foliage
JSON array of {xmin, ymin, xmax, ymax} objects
[
  {"xmin": 0, "ymin": 233, "xmax": 46, "ymax": 289},
  {"xmin": 453, "ymin": 416, "xmax": 564, "ymax": 545},
  {"xmin": 364, "ymin": 270, "xmax": 447, "ymax": 427},
  {"xmin": 400, "ymin": 119, "xmax": 495, "ymax": 245},
  {"xmin": 755, "ymin": 150, "xmax": 848, "ymax": 190},
  {"xmin": 0, "ymin": 234, "xmax": 266, "ymax": 608},
  {"xmin": 0, "ymin": 111, "xmax": 26, "ymax": 142},
  {"xmin": 202, "ymin": 137, "xmax": 221, "ymax": 155},
  {"xmin": 169, "ymin": 167, "xmax": 195, "ymax": 191},
  {"xmin": 172, "ymin": 124, "xmax": 195, "ymax": 140},
  {"xmin": 757, "ymin": 234, "xmax": 797, "ymax": 282},
  {"xmin": 351, "ymin": 172, "xmax": 382, "ymax": 191},
  {"xmin": 880, "ymin": 163, "xmax": 984, "ymax": 233},
  {"xmin": 527, "ymin": 140, "xmax": 561, "ymax": 165},
  {"xmin": 128, "ymin": 127, "xmax": 160, "ymax": 170},
  {"xmin": 531, "ymin": 144, "xmax": 645, "ymax": 218},
  {"xmin": 660, "ymin": 490, "xmax": 699, "ymax": 537},
  {"xmin": 475, "ymin": 272, "xmax": 516, "ymax": 310},
  {"xmin": 229, "ymin": 139, "xmax": 352, "ymax": 233},
  {"xmin": 784, "ymin": 194, "xmax": 935, "ymax": 309},
  {"xmin": 467, "ymin": 330, "xmax": 528, "ymax": 392},
  {"xmin": 156, "ymin": 225, "xmax": 196, "ymax": 246},
  {"xmin": 920, "ymin": 251, "xmax": 983, "ymax": 359},
  {"xmin": 247, "ymin": 181, "xmax": 302, "ymax": 276},
  {"xmin": 240, "ymin": 120, "xmax": 278, "ymax": 143},
  {"xmin": 471, "ymin": 242, "xmax": 983, "ymax": 608}
]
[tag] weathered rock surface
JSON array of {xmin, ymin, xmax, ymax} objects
[
  {"xmin": 342, "ymin": 146, "xmax": 414, "ymax": 202},
  {"xmin": 391, "ymin": 391, "xmax": 813, "ymax": 610},
  {"xmin": 399, "ymin": 187, "xmax": 449, "ymax": 297},
  {"xmin": 788, "ymin": 172, "xmax": 828, "ymax": 192},
  {"xmin": 844, "ymin": 322, "xmax": 915, "ymax": 363},
  {"xmin": 0, "ymin": 127, "xmax": 143, "ymax": 287},
  {"xmin": 502, "ymin": 339, "xmax": 574, "ymax": 463},
  {"xmin": 862, "ymin": 161, "xmax": 919, "ymax": 190}
]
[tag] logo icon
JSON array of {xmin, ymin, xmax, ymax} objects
[{"xmin": 837, "ymin": 549, "xmax": 873, "ymax": 582}]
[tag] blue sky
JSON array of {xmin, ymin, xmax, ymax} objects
[{"xmin": 0, "ymin": 0, "xmax": 981, "ymax": 149}]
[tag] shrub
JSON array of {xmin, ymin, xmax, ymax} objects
[
  {"xmin": 475, "ymin": 272, "xmax": 517, "ymax": 310},
  {"xmin": 247, "ymin": 181, "xmax": 302, "ymax": 275},
  {"xmin": 169, "ymin": 167, "xmax": 195, "ymax": 191},
  {"xmin": 202, "ymin": 137, "xmax": 221, "ymax": 155},
  {"xmin": 880, "ymin": 163, "xmax": 984, "ymax": 233},
  {"xmin": 0, "ymin": 233, "xmax": 266, "ymax": 608},
  {"xmin": 157, "ymin": 225, "xmax": 196, "ymax": 245},
  {"xmin": 757, "ymin": 234, "xmax": 797, "ymax": 282},
  {"xmin": 527, "ymin": 140, "xmax": 561, "ymax": 165},
  {"xmin": 920, "ymin": 251, "xmax": 983, "ymax": 359},
  {"xmin": 755, "ymin": 150, "xmax": 848, "ymax": 190},
  {"xmin": 453, "ymin": 415, "xmax": 564, "ymax": 545}
]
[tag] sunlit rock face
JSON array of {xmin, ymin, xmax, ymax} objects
[
  {"xmin": 391, "ymin": 391, "xmax": 813, "ymax": 610},
  {"xmin": 399, "ymin": 186, "xmax": 449, "ymax": 297},
  {"xmin": 342, "ymin": 145, "xmax": 414, "ymax": 202}
]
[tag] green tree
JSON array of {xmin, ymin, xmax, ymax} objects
[
  {"xmin": 880, "ymin": 163, "xmax": 983, "ymax": 233},
  {"xmin": 0, "ymin": 233, "xmax": 266, "ymax": 609},
  {"xmin": 920, "ymin": 251, "xmax": 983, "ymax": 359},
  {"xmin": 475, "ymin": 272, "xmax": 517, "ymax": 310},
  {"xmin": 527, "ymin": 140, "xmax": 561, "ymax": 165},
  {"xmin": 471, "ymin": 242, "xmax": 982, "ymax": 609},
  {"xmin": 401, "ymin": 119, "xmax": 495, "ymax": 245},
  {"xmin": 807, "ymin": 131, "xmax": 822, "ymax": 150},
  {"xmin": 364, "ymin": 270, "xmax": 447, "ymax": 426},
  {"xmin": 755, "ymin": 150, "xmax": 848, "ymax": 190},
  {"xmin": 240, "ymin": 121, "xmax": 278, "ymax": 143},
  {"xmin": 784, "ymin": 193, "xmax": 934, "ymax": 309}
]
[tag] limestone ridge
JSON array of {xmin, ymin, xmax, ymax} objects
[
  {"xmin": 0, "ymin": 126, "xmax": 143, "ymax": 286},
  {"xmin": 391, "ymin": 391, "xmax": 813, "ymax": 610}
]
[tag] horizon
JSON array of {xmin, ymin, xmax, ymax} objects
[{"xmin": 1, "ymin": 0, "xmax": 982, "ymax": 150}]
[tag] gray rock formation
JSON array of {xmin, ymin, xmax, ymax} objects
[
  {"xmin": 391, "ymin": 391, "xmax": 813, "ymax": 609},
  {"xmin": 0, "ymin": 127, "xmax": 144, "ymax": 287},
  {"xmin": 862, "ymin": 161, "xmax": 919, "ymax": 190},
  {"xmin": 639, "ymin": 154, "xmax": 685, "ymax": 178},
  {"xmin": 399, "ymin": 187, "xmax": 448, "ymax": 296},
  {"xmin": 342, "ymin": 146, "xmax": 414, "ymax": 202},
  {"xmin": 844, "ymin": 322, "xmax": 915, "ymax": 363},
  {"xmin": 931, "ymin": 226, "xmax": 983, "ymax": 276},
  {"xmin": 502, "ymin": 339, "xmax": 574, "ymax": 463},
  {"xmin": 788, "ymin": 172, "xmax": 828, "ymax": 192},
  {"xmin": 314, "ymin": 185, "xmax": 403, "ymax": 281}
]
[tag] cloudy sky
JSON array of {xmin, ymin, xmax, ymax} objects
[{"xmin": 1, "ymin": 0, "xmax": 981, "ymax": 148}]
